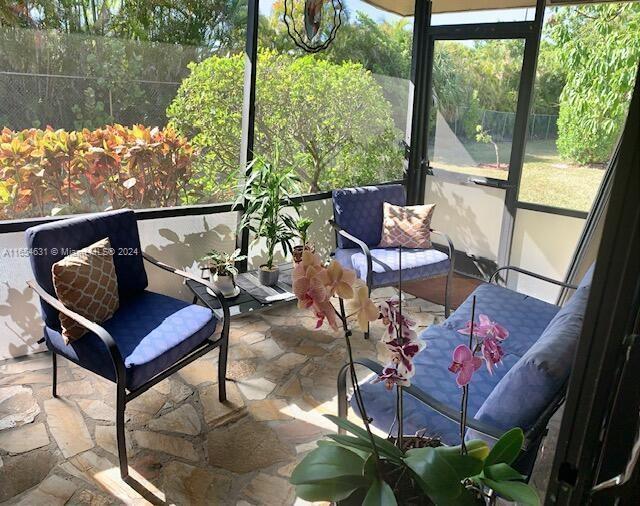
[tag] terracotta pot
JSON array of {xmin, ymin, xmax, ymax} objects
[
  {"xmin": 259, "ymin": 265, "xmax": 280, "ymax": 286},
  {"xmin": 293, "ymin": 244, "xmax": 315, "ymax": 264}
]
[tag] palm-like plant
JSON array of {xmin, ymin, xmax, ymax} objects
[{"xmin": 235, "ymin": 151, "xmax": 301, "ymax": 272}]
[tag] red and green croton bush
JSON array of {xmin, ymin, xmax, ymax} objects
[{"xmin": 0, "ymin": 124, "xmax": 198, "ymax": 219}]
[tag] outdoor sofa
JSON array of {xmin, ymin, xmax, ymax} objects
[{"xmin": 339, "ymin": 265, "xmax": 594, "ymax": 475}]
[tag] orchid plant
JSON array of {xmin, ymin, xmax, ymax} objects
[{"xmin": 291, "ymin": 250, "xmax": 539, "ymax": 505}]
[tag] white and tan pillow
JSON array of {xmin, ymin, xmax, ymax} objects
[
  {"xmin": 378, "ymin": 202, "xmax": 436, "ymax": 249},
  {"xmin": 52, "ymin": 237, "xmax": 119, "ymax": 344}
]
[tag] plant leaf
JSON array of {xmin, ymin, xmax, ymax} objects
[
  {"xmin": 362, "ymin": 479, "xmax": 397, "ymax": 506},
  {"xmin": 439, "ymin": 440, "xmax": 490, "ymax": 462},
  {"xmin": 483, "ymin": 463, "xmax": 527, "ymax": 481},
  {"xmin": 295, "ymin": 478, "xmax": 367, "ymax": 503},
  {"xmin": 404, "ymin": 447, "xmax": 462, "ymax": 499},
  {"xmin": 483, "ymin": 478, "xmax": 540, "ymax": 505},
  {"xmin": 290, "ymin": 446, "xmax": 367, "ymax": 485},
  {"xmin": 484, "ymin": 428, "xmax": 524, "ymax": 467},
  {"xmin": 437, "ymin": 451, "xmax": 484, "ymax": 480},
  {"xmin": 324, "ymin": 415, "xmax": 404, "ymax": 462}
]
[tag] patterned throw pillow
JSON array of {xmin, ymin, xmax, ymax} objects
[
  {"xmin": 378, "ymin": 202, "xmax": 436, "ymax": 249},
  {"xmin": 52, "ymin": 237, "xmax": 119, "ymax": 344}
]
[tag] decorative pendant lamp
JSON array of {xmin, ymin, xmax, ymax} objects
[{"xmin": 283, "ymin": 0, "xmax": 344, "ymax": 53}]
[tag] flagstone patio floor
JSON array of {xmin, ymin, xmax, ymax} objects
[{"xmin": 0, "ymin": 290, "xmax": 555, "ymax": 505}]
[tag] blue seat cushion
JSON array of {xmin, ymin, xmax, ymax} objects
[
  {"xmin": 469, "ymin": 266, "xmax": 593, "ymax": 441},
  {"xmin": 332, "ymin": 185, "xmax": 405, "ymax": 249},
  {"xmin": 44, "ymin": 291, "xmax": 217, "ymax": 390},
  {"xmin": 353, "ymin": 282, "xmax": 560, "ymax": 445},
  {"xmin": 335, "ymin": 247, "xmax": 450, "ymax": 288},
  {"xmin": 26, "ymin": 209, "xmax": 148, "ymax": 330}
]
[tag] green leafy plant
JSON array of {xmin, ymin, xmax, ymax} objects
[
  {"xmin": 200, "ymin": 248, "xmax": 245, "ymax": 277},
  {"xmin": 292, "ymin": 418, "xmax": 537, "ymax": 505},
  {"xmin": 295, "ymin": 217, "xmax": 313, "ymax": 247},
  {"xmin": 235, "ymin": 151, "xmax": 300, "ymax": 269}
]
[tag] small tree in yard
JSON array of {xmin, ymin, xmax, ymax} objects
[
  {"xmin": 167, "ymin": 50, "xmax": 403, "ymax": 195},
  {"xmin": 475, "ymin": 125, "xmax": 501, "ymax": 169}
]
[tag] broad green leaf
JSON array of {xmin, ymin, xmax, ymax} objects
[
  {"xmin": 404, "ymin": 447, "xmax": 462, "ymax": 499},
  {"xmin": 438, "ymin": 440, "xmax": 490, "ymax": 462},
  {"xmin": 436, "ymin": 451, "xmax": 484, "ymax": 480},
  {"xmin": 290, "ymin": 446, "xmax": 366, "ymax": 485},
  {"xmin": 362, "ymin": 479, "xmax": 397, "ymax": 506},
  {"xmin": 318, "ymin": 439, "xmax": 371, "ymax": 460},
  {"xmin": 429, "ymin": 487, "xmax": 484, "ymax": 506},
  {"xmin": 295, "ymin": 477, "xmax": 367, "ymax": 503},
  {"xmin": 483, "ymin": 478, "xmax": 540, "ymax": 506},
  {"xmin": 327, "ymin": 434, "xmax": 376, "ymax": 458},
  {"xmin": 484, "ymin": 428, "xmax": 524, "ymax": 467},
  {"xmin": 324, "ymin": 415, "xmax": 404, "ymax": 462},
  {"xmin": 483, "ymin": 463, "xmax": 527, "ymax": 481}
]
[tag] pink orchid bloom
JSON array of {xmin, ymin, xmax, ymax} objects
[
  {"xmin": 292, "ymin": 271, "xmax": 327, "ymax": 309},
  {"xmin": 448, "ymin": 344, "xmax": 483, "ymax": 387},
  {"xmin": 477, "ymin": 314, "xmax": 509, "ymax": 341},
  {"xmin": 374, "ymin": 364, "xmax": 410, "ymax": 390},
  {"xmin": 481, "ymin": 336, "xmax": 504, "ymax": 374},
  {"xmin": 313, "ymin": 299, "xmax": 339, "ymax": 331},
  {"xmin": 322, "ymin": 260, "xmax": 357, "ymax": 299},
  {"xmin": 458, "ymin": 314, "xmax": 509, "ymax": 341},
  {"xmin": 352, "ymin": 284, "xmax": 379, "ymax": 331}
]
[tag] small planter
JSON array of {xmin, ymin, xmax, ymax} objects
[
  {"xmin": 293, "ymin": 244, "xmax": 315, "ymax": 264},
  {"xmin": 259, "ymin": 265, "xmax": 280, "ymax": 286},
  {"xmin": 211, "ymin": 271, "xmax": 238, "ymax": 297}
]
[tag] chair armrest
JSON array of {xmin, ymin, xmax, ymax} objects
[
  {"xmin": 430, "ymin": 229, "xmax": 455, "ymax": 264},
  {"xmin": 142, "ymin": 253, "xmax": 231, "ymax": 326},
  {"xmin": 26, "ymin": 280, "xmax": 126, "ymax": 382},
  {"xmin": 329, "ymin": 219, "xmax": 373, "ymax": 288},
  {"xmin": 348, "ymin": 357, "xmax": 519, "ymax": 444},
  {"xmin": 490, "ymin": 266, "xmax": 578, "ymax": 290}
]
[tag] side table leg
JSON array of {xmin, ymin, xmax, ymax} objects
[{"xmin": 218, "ymin": 335, "xmax": 228, "ymax": 402}]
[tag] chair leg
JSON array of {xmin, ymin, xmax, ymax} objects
[
  {"xmin": 444, "ymin": 271, "xmax": 452, "ymax": 318},
  {"xmin": 364, "ymin": 284, "xmax": 371, "ymax": 339},
  {"xmin": 52, "ymin": 352, "xmax": 58, "ymax": 398},
  {"xmin": 116, "ymin": 380, "xmax": 129, "ymax": 480},
  {"xmin": 218, "ymin": 336, "xmax": 228, "ymax": 402}
]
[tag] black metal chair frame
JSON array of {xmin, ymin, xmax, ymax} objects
[
  {"xmin": 27, "ymin": 252, "xmax": 230, "ymax": 482},
  {"xmin": 337, "ymin": 265, "xmax": 579, "ymax": 477},
  {"xmin": 329, "ymin": 218, "xmax": 456, "ymax": 339}
]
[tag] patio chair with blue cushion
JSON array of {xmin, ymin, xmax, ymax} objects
[
  {"xmin": 25, "ymin": 209, "xmax": 230, "ymax": 481},
  {"xmin": 330, "ymin": 184, "xmax": 455, "ymax": 338},
  {"xmin": 338, "ymin": 265, "xmax": 594, "ymax": 477}
]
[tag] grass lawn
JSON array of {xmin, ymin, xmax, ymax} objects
[{"xmin": 431, "ymin": 139, "xmax": 605, "ymax": 212}]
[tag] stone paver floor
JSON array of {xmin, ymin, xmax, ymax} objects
[{"xmin": 0, "ymin": 289, "xmax": 555, "ymax": 505}]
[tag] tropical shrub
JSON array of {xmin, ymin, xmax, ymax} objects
[
  {"xmin": 0, "ymin": 124, "xmax": 197, "ymax": 219},
  {"xmin": 167, "ymin": 50, "xmax": 403, "ymax": 195},
  {"xmin": 549, "ymin": 3, "xmax": 640, "ymax": 164}
]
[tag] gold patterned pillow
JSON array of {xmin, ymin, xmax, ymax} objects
[
  {"xmin": 378, "ymin": 202, "xmax": 436, "ymax": 249},
  {"xmin": 52, "ymin": 237, "xmax": 119, "ymax": 344}
]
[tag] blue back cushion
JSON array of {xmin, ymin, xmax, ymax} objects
[
  {"xmin": 25, "ymin": 209, "xmax": 148, "ymax": 330},
  {"xmin": 468, "ymin": 265, "xmax": 594, "ymax": 440},
  {"xmin": 332, "ymin": 185, "xmax": 406, "ymax": 249}
]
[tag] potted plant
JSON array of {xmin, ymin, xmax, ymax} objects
[
  {"xmin": 292, "ymin": 217, "xmax": 314, "ymax": 263},
  {"xmin": 200, "ymin": 248, "xmax": 246, "ymax": 297},
  {"xmin": 290, "ymin": 248, "xmax": 540, "ymax": 505},
  {"xmin": 235, "ymin": 152, "xmax": 300, "ymax": 286}
]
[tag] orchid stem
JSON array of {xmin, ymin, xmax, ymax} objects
[
  {"xmin": 460, "ymin": 296, "xmax": 477, "ymax": 455},
  {"xmin": 335, "ymin": 302, "xmax": 383, "ymax": 475}
]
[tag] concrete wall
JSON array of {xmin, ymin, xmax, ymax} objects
[
  {"xmin": 425, "ymin": 178, "xmax": 504, "ymax": 261},
  {"xmin": 511, "ymin": 209, "xmax": 586, "ymax": 303}
]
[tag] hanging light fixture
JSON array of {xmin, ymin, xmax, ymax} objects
[{"xmin": 283, "ymin": 0, "xmax": 344, "ymax": 53}]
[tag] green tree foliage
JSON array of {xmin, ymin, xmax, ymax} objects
[
  {"xmin": 167, "ymin": 50, "xmax": 402, "ymax": 198},
  {"xmin": 549, "ymin": 3, "xmax": 640, "ymax": 164}
]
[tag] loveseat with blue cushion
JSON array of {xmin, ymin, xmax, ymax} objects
[
  {"xmin": 25, "ymin": 209, "xmax": 231, "ymax": 482},
  {"xmin": 338, "ymin": 264, "xmax": 594, "ymax": 476}
]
